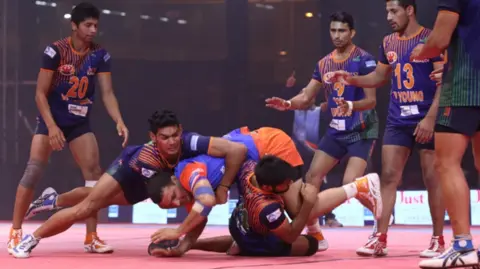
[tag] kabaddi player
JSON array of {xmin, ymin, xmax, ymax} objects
[
  {"xmin": 411, "ymin": 0, "xmax": 480, "ymax": 267},
  {"xmin": 326, "ymin": 0, "xmax": 446, "ymax": 258},
  {"xmin": 149, "ymin": 157, "xmax": 382, "ymax": 257},
  {"xmin": 8, "ymin": 3, "xmax": 130, "ymax": 254},
  {"xmin": 11, "ymin": 109, "xmax": 247, "ymax": 258},
  {"xmin": 265, "ymin": 11, "xmax": 380, "ymax": 238}
]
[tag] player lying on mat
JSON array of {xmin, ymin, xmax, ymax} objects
[
  {"xmin": 12, "ymin": 109, "xmax": 248, "ymax": 259},
  {"xmin": 148, "ymin": 158, "xmax": 382, "ymax": 257}
]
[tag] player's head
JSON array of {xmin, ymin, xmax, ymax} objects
[
  {"xmin": 329, "ymin": 11, "xmax": 355, "ymax": 49},
  {"xmin": 148, "ymin": 110, "xmax": 182, "ymax": 156},
  {"xmin": 70, "ymin": 2, "xmax": 100, "ymax": 43},
  {"xmin": 385, "ymin": 0, "xmax": 417, "ymax": 32},
  {"xmin": 254, "ymin": 155, "xmax": 297, "ymax": 194},
  {"xmin": 147, "ymin": 171, "xmax": 190, "ymax": 208}
]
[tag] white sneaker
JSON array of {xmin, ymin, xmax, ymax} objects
[
  {"xmin": 419, "ymin": 245, "xmax": 478, "ymax": 268},
  {"xmin": 12, "ymin": 234, "xmax": 39, "ymax": 259}
]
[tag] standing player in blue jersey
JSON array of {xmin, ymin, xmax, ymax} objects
[
  {"xmin": 11, "ymin": 109, "xmax": 247, "ymax": 258},
  {"xmin": 8, "ymin": 3, "xmax": 130, "ymax": 254},
  {"xmin": 411, "ymin": 0, "xmax": 480, "ymax": 268},
  {"xmin": 265, "ymin": 11, "xmax": 381, "ymax": 239},
  {"xmin": 329, "ymin": 0, "xmax": 446, "ymax": 258}
]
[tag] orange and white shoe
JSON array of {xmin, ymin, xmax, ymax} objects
[
  {"xmin": 84, "ymin": 233, "xmax": 114, "ymax": 254},
  {"xmin": 7, "ymin": 228, "xmax": 22, "ymax": 255},
  {"xmin": 356, "ymin": 233, "xmax": 388, "ymax": 257},
  {"xmin": 354, "ymin": 173, "xmax": 383, "ymax": 220},
  {"xmin": 307, "ymin": 231, "xmax": 329, "ymax": 252},
  {"xmin": 419, "ymin": 236, "xmax": 445, "ymax": 258}
]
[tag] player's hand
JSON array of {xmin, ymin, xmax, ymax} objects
[
  {"xmin": 333, "ymin": 98, "xmax": 352, "ymax": 116},
  {"xmin": 324, "ymin": 71, "xmax": 352, "ymax": 85},
  {"xmin": 414, "ymin": 116, "xmax": 435, "ymax": 144},
  {"xmin": 151, "ymin": 228, "xmax": 181, "ymax": 243},
  {"xmin": 48, "ymin": 125, "xmax": 66, "ymax": 151},
  {"xmin": 410, "ymin": 44, "xmax": 425, "ymax": 61},
  {"xmin": 150, "ymin": 247, "xmax": 184, "ymax": 258},
  {"xmin": 116, "ymin": 122, "xmax": 129, "ymax": 148},
  {"xmin": 265, "ymin": 97, "xmax": 291, "ymax": 111},
  {"xmin": 430, "ymin": 67, "xmax": 443, "ymax": 86},
  {"xmin": 319, "ymin": 102, "xmax": 328, "ymax": 112},
  {"xmin": 300, "ymin": 183, "xmax": 318, "ymax": 205},
  {"xmin": 215, "ymin": 186, "xmax": 229, "ymax": 204}
]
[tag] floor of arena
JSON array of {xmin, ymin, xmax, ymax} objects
[{"xmin": 0, "ymin": 223, "xmax": 471, "ymax": 269}]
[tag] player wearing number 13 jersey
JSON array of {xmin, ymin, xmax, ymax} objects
[
  {"xmin": 328, "ymin": 0, "xmax": 446, "ymax": 259},
  {"xmin": 8, "ymin": 3, "xmax": 128, "ymax": 255}
]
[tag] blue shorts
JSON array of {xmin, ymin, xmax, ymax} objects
[
  {"xmin": 383, "ymin": 124, "xmax": 434, "ymax": 150},
  {"xmin": 228, "ymin": 216, "xmax": 291, "ymax": 256},
  {"xmin": 318, "ymin": 134, "xmax": 376, "ymax": 161},
  {"xmin": 35, "ymin": 117, "xmax": 92, "ymax": 143},
  {"xmin": 105, "ymin": 148, "xmax": 149, "ymax": 205}
]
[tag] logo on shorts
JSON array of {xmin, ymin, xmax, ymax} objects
[
  {"xmin": 58, "ymin": 64, "xmax": 75, "ymax": 76},
  {"xmin": 386, "ymin": 51, "xmax": 398, "ymax": 64}
]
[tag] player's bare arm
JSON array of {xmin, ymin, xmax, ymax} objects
[
  {"xmin": 335, "ymin": 87, "xmax": 377, "ymax": 115},
  {"xmin": 411, "ymin": 11, "xmax": 459, "ymax": 60},
  {"xmin": 265, "ymin": 79, "xmax": 322, "ymax": 111},
  {"xmin": 348, "ymin": 63, "xmax": 391, "ymax": 88},
  {"xmin": 97, "ymin": 72, "xmax": 129, "ymax": 147},
  {"xmin": 151, "ymin": 221, "xmax": 207, "ymax": 258},
  {"xmin": 36, "ymin": 69, "xmax": 66, "ymax": 151},
  {"xmin": 210, "ymin": 138, "xmax": 247, "ymax": 202},
  {"xmin": 151, "ymin": 179, "xmax": 215, "ymax": 242}
]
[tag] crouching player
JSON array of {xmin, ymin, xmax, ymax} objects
[{"xmin": 149, "ymin": 157, "xmax": 382, "ymax": 257}]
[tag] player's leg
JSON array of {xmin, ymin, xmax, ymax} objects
[
  {"xmin": 189, "ymin": 235, "xmax": 235, "ymax": 253},
  {"xmin": 8, "ymin": 123, "xmax": 52, "ymax": 254},
  {"xmin": 11, "ymin": 172, "xmax": 123, "ymax": 259},
  {"xmin": 418, "ymin": 148, "xmax": 445, "ymax": 258},
  {"xmin": 68, "ymin": 126, "xmax": 111, "ymax": 254},
  {"xmin": 357, "ymin": 126, "xmax": 412, "ymax": 257}
]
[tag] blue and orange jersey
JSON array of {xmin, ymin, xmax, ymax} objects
[
  {"xmin": 379, "ymin": 28, "xmax": 444, "ymax": 126},
  {"xmin": 231, "ymin": 160, "xmax": 286, "ymax": 235},
  {"xmin": 312, "ymin": 46, "xmax": 379, "ymax": 142},
  {"xmin": 224, "ymin": 127, "xmax": 304, "ymax": 168},
  {"xmin": 117, "ymin": 131, "xmax": 213, "ymax": 180},
  {"xmin": 437, "ymin": 0, "xmax": 480, "ymax": 107},
  {"xmin": 174, "ymin": 155, "xmax": 225, "ymax": 194},
  {"xmin": 40, "ymin": 37, "xmax": 111, "ymax": 127}
]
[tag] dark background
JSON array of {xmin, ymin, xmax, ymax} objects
[{"xmin": 0, "ymin": 0, "xmax": 477, "ymax": 222}]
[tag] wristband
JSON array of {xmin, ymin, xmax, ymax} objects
[
  {"xmin": 284, "ymin": 100, "xmax": 292, "ymax": 109},
  {"xmin": 346, "ymin": 101, "xmax": 353, "ymax": 113}
]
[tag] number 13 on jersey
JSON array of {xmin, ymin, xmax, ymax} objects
[
  {"xmin": 66, "ymin": 76, "xmax": 89, "ymax": 99},
  {"xmin": 394, "ymin": 63, "xmax": 415, "ymax": 90}
]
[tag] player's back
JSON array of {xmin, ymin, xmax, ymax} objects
[
  {"xmin": 175, "ymin": 154, "xmax": 225, "ymax": 191},
  {"xmin": 439, "ymin": 0, "xmax": 480, "ymax": 107},
  {"xmin": 42, "ymin": 37, "xmax": 110, "ymax": 127},
  {"xmin": 316, "ymin": 47, "xmax": 379, "ymax": 142},
  {"xmin": 381, "ymin": 28, "xmax": 442, "ymax": 126}
]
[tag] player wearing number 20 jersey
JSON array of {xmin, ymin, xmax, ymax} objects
[
  {"xmin": 35, "ymin": 37, "xmax": 111, "ymax": 141},
  {"xmin": 380, "ymin": 27, "xmax": 444, "ymax": 150}
]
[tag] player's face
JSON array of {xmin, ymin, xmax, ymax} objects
[
  {"xmin": 329, "ymin": 22, "xmax": 354, "ymax": 49},
  {"xmin": 150, "ymin": 125, "xmax": 182, "ymax": 156},
  {"xmin": 158, "ymin": 178, "xmax": 190, "ymax": 208},
  {"xmin": 72, "ymin": 18, "xmax": 98, "ymax": 42},
  {"xmin": 386, "ymin": 1, "xmax": 412, "ymax": 32}
]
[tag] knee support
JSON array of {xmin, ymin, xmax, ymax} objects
[
  {"xmin": 302, "ymin": 234, "xmax": 319, "ymax": 256},
  {"xmin": 19, "ymin": 160, "xmax": 46, "ymax": 189}
]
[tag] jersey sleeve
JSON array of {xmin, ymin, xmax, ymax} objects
[
  {"xmin": 97, "ymin": 50, "xmax": 112, "ymax": 73},
  {"xmin": 182, "ymin": 132, "xmax": 212, "ymax": 156},
  {"xmin": 179, "ymin": 162, "xmax": 208, "ymax": 192},
  {"xmin": 378, "ymin": 42, "xmax": 389, "ymax": 65},
  {"xmin": 41, "ymin": 45, "xmax": 60, "ymax": 71},
  {"xmin": 311, "ymin": 61, "xmax": 322, "ymax": 82},
  {"xmin": 438, "ymin": 0, "xmax": 460, "ymax": 13},
  {"xmin": 258, "ymin": 202, "xmax": 287, "ymax": 231},
  {"xmin": 359, "ymin": 54, "xmax": 377, "ymax": 75}
]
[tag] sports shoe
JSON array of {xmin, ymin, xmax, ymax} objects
[
  {"xmin": 356, "ymin": 232, "xmax": 388, "ymax": 257},
  {"xmin": 420, "ymin": 236, "xmax": 446, "ymax": 258},
  {"xmin": 25, "ymin": 187, "xmax": 58, "ymax": 220},
  {"xmin": 84, "ymin": 233, "xmax": 114, "ymax": 254},
  {"xmin": 7, "ymin": 228, "xmax": 22, "ymax": 255}
]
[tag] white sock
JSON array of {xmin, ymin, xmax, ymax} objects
[
  {"xmin": 342, "ymin": 182, "xmax": 358, "ymax": 199},
  {"xmin": 85, "ymin": 180, "xmax": 97, "ymax": 188},
  {"xmin": 307, "ymin": 221, "xmax": 321, "ymax": 233}
]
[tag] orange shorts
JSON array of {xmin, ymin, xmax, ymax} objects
[{"xmin": 242, "ymin": 126, "xmax": 304, "ymax": 168}]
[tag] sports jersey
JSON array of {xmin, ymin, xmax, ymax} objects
[
  {"xmin": 379, "ymin": 28, "xmax": 444, "ymax": 126},
  {"xmin": 231, "ymin": 160, "xmax": 287, "ymax": 236},
  {"xmin": 437, "ymin": 0, "xmax": 480, "ymax": 107},
  {"xmin": 312, "ymin": 46, "xmax": 379, "ymax": 143},
  {"xmin": 175, "ymin": 155, "xmax": 225, "ymax": 194},
  {"xmin": 40, "ymin": 37, "xmax": 111, "ymax": 126}
]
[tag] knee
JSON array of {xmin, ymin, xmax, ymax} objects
[
  {"xmin": 19, "ymin": 159, "xmax": 47, "ymax": 189},
  {"xmin": 381, "ymin": 168, "xmax": 402, "ymax": 187},
  {"xmin": 83, "ymin": 164, "xmax": 102, "ymax": 181}
]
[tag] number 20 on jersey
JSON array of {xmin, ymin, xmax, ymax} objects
[{"xmin": 66, "ymin": 76, "xmax": 89, "ymax": 99}]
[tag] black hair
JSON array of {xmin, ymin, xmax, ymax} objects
[
  {"xmin": 254, "ymin": 155, "xmax": 297, "ymax": 187},
  {"xmin": 330, "ymin": 11, "xmax": 355, "ymax": 30},
  {"xmin": 386, "ymin": 0, "xmax": 417, "ymax": 14},
  {"xmin": 148, "ymin": 109, "xmax": 180, "ymax": 134},
  {"xmin": 71, "ymin": 2, "xmax": 100, "ymax": 25},
  {"xmin": 147, "ymin": 171, "xmax": 175, "ymax": 204}
]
